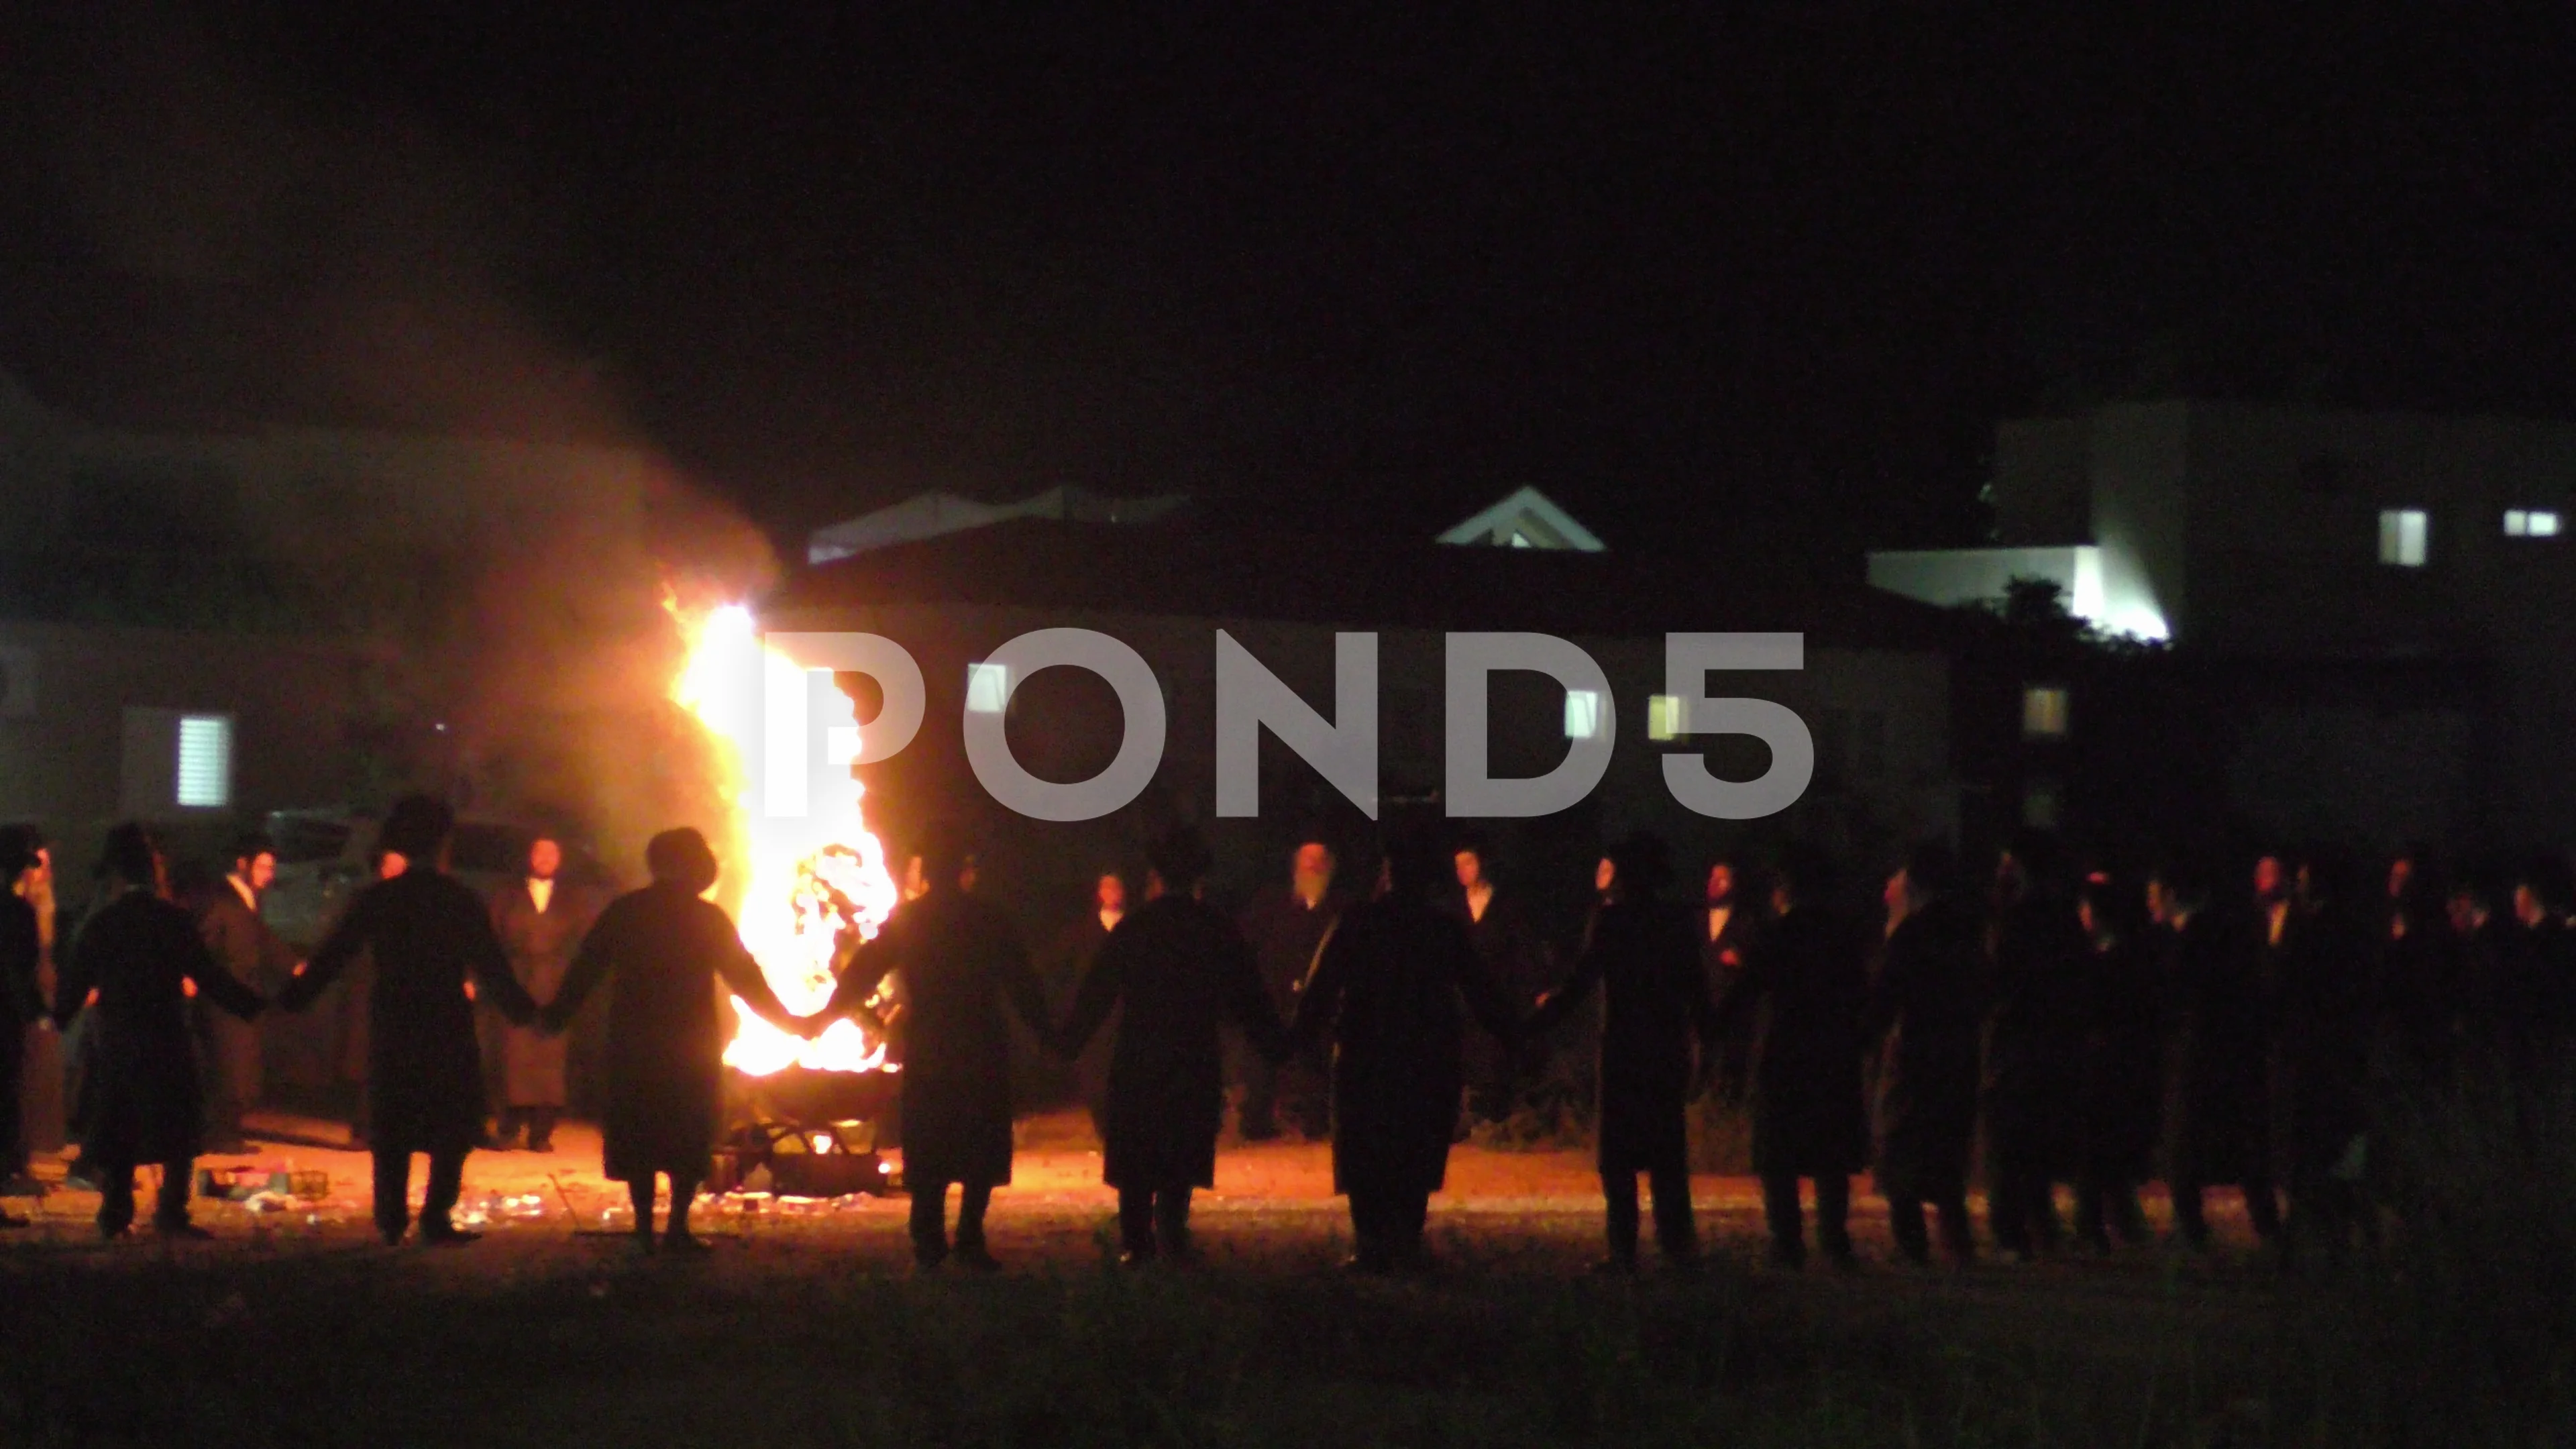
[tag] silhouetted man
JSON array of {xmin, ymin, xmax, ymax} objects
[
  {"xmin": 280, "ymin": 795, "xmax": 538, "ymax": 1246},
  {"xmin": 1866, "ymin": 843, "xmax": 1985, "ymax": 1268},
  {"xmin": 57, "ymin": 824, "xmax": 264, "ymax": 1239},
  {"xmin": 1291, "ymin": 830, "xmax": 1519, "ymax": 1273},
  {"xmin": 1713, "ymin": 851, "xmax": 1868, "ymax": 1270},
  {"xmin": 2154, "ymin": 859, "xmax": 2282, "ymax": 1250},
  {"xmin": 1982, "ymin": 830, "xmax": 2087, "ymax": 1261},
  {"xmin": 2071, "ymin": 871, "xmax": 2161, "ymax": 1252},
  {"xmin": 1532, "ymin": 832, "xmax": 1714, "ymax": 1275},
  {"xmin": 541, "ymin": 828, "xmax": 806, "ymax": 1253},
  {"xmin": 825, "ymin": 820, "xmax": 1051, "ymax": 1270},
  {"xmin": 1060, "ymin": 828, "xmax": 1289, "ymax": 1264}
]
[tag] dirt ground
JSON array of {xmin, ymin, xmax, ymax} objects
[{"xmin": 0, "ymin": 1107, "xmax": 2269, "ymax": 1298}]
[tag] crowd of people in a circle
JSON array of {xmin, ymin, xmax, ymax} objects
[{"xmin": 3, "ymin": 792, "xmax": 2546, "ymax": 1279}]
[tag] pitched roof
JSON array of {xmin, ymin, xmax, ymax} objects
[
  {"xmin": 1435, "ymin": 486, "xmax": 1607, "ymax": 551},
  {"xmin": 766, "ymin": 515, "xmax": 1953, "ymax": 649}
]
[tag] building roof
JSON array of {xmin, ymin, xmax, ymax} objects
[
  {"xmin": 806, "ymin": 486, "xmax": 1191, "ymax": 564},
  {"xmin": 767, "ymin": 515, "xmax": 1955, "ymax": 649},
  {"xmin": 1435, "ymin": 486, "xmax": 1607, "ymax": 551}
]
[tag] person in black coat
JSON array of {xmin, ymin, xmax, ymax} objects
[
  {"xmin": 0, "ymin": 826, "xmax": 42, "ymax": 1226},
  {"xmin": 2153, "ymin": 858, "xmax": 2282, "ymax": 1249},
  {"xmin": 2495, "ymin": 857, "xmax": 2576, "ymax": 1093},
  {"xmin": 2373, "ymin": 849, "xmax": 2462, "ymax": 1082},
  {"xmin": 1982, "ymin": 830, "xmax": 2089, "ymax": 1260},
  {"xmin": 1713, "ymin": 850, "xmax": 1867, "ymax": 1269},
  {"xmin": 1866, "ymin": 842, "xmax": 1986, "ymax": 1267},
  {"xmin": 1532, "ymin": 830, "xmax": 1715, "ymax": 1274},
  {"xmin": 278, "ymin": 795, "xmax": 540, "ymax": 1246},
  {"xmin": 539, "ymin": 828, "xmax": 808, "ymax": 1253},
  {"xmin": 821, "ymin": 820, "xmax": 1051, "ymax": 1271},
  {"xmin": 1238, "ymin": 841, "xmax": 1345, "ymax": 1140},
  {"xmin": 1059, "ymin": 827, "xmax": 1291, "ymax": 1264},
  {"xmin": 1700, "ymin": 857, "xmax": 1762, "ymax": 1102},
  {"xmin": 1446, "ymin": 838, "xmax": 1546, "ymax": 1127},
  {"xmin": 2275, "ymin": 850, "xmax": 2378, "ymax": 1268},
  {"xmin": 54, "ymin": 824, "xmax": 264, "ymax": 1239},
  {"xmin": 2071, "ymin": 871, "xmax": 2162, "ymax": 1252},
  {"xmin": 1046, "ymin": 871, "xmax": 1128, "ymax": 1140},
  {"xmin": 1289, "ymin": 828, "xmax": 1521, "ymax": 1273}
]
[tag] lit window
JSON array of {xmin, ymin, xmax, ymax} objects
[
  {"xmin": 965, "ymin": 661, "xmax": 1010, "ymax": 714},
  {"xmin": 1563, "ymin": 690, "xmax": 1603, "ymax": 741},
  {"xmin": 1646, "ymin": 694, "xmax": 1684, "ymax": 742},
  {"xmin": 2378, "ymin": 508, "xmax": 2428, "ymax": 566},
  {"xmin": 176, "ymin": 714, "xmax": 232, "ymax": 808},
  {"xmin": 2506, "ymin": 508, "xmax": 2562, "ymax": 538},
  {"xmin": 2022, "ymin": 686, "xmax": 2070, "ymax": 739},
  {"xmin": 2023, "ymin": 780, "xmax": 2061, "ymax": 829}
]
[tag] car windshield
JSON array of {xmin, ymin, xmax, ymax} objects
[{"xmin": 269, "ymin": 816, "xmax": 355, "ymax": 865}]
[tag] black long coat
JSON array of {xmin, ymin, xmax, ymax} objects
[
  {"xmin": 1866, "ymin": 894, "xmax": 1987, "ymax": 1201},
  {"xmin": 2157, "ymin": 909, "xmax": 2273, "ymax": 1187},
  {"xmin": 2074, "ymin": 929, "xmax": 2163, "ymax": 1185},
  {"xmin": 2374, "ymin": 897, "xmax": 2463, "ymax": 1079},
  {"xmin": 490, "ymin": 883, "xmax": 594, "ymax": 1108},
  {"xmin": 195, "ymin": 890, "xmax": 294, "ymax": 1117},
  {"xmin": 833, "ymin": 888, "xmax": 1049, "ymax": 1189},
  {"xmin": 57, "ymin": 890, "xmax": 262, "ymax": 1165},
  {"xmin": 1047, "ymin": 912, "xmax": 1118, "ymax": 1129},
  {"xmin": 545, "ymin": 883, "xmax": 796, "ymax": 1183},
  {"xmin": 1982, "ymin": 892, "xmax": 2090, "ymax": 1179},
  {"xmin": 2277, "ymin": 902, "xmax": 2375, "ymax": 1184},
  {"xmin": 1701, "ymin": 901, "xmax": 1762, "ymax": 1096},
  {"xmin": 1530, "ymin": 898, "xmax": 1713, "ymax": 1175},
  {"xmin": 1713, "ymin": 902, "xmax": 1868, "ymax": 1177},
  {"xmin": 281, "ymin": 870, "xmax": 538, "ymax": 1153},
  {"xmin": 2491, "ymin": 917, "xmax": 2576, "ymax": 1086},
  {"xmin": 1061, "ymin": 896, "xmax": 1289, "ymax": 1190},
  {"xmin": 1289, "ymin": 896, "xmax": 1517, "ymax": 1198}
]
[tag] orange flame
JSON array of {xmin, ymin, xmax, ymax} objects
[{"xmin": 665, "ymin": 594, "xmax": 898, "ymax": 1073}]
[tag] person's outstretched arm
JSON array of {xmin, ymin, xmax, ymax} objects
[
  {"xmin": 180, "ymin": 916, "xmax": 265, "ymax": 1021},
  {"xmin": 539, "ymin": 906, "xmax": 619, "ymax": 1034},
  {"xmin": 277, "ymin": 890, "xmax": 374, "ymax": 1012},
  {"xmin": 712, "ymin": 924, "xmax": 804, "ymax": 1033},
  {"xmin": 460, "ymin": 896, "xmax": 539, "ymax": 1026}
]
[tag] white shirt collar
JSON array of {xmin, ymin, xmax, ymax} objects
[{"xmin": 529, "ymin": 877, "xmax": 555, "ymax": 913}]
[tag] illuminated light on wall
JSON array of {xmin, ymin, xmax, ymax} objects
[
  {"xmin": 1563, "ymin": 689, "xmax": 1605, "ymax": 741},
  {"xmin": 965, "ymin": 661, "xmax": 1010, "ymax": 714},
  {"xmin": 2505, "ymin": 508, "xmax": 2562, "ymax": 538},
  {"xmin": 1646, "ymin": 694, "xmax": 1684, "ymax": 742},
  {"xmin": 1865, "ymin": 545, "xmax": 2169, "ymax": 642},
  {"xmin": 2379, "ymin": 508, "xmax": 2428, "ymax": 566},
  {"xmin": 2022, "ymin": 686, "xmax": 2070, "ymax": 739}
]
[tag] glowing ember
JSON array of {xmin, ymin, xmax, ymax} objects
[{"xmin": 667, "ymin": 596, "xmax": 899, "ymax": 1074}]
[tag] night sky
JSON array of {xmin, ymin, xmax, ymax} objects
[{"xmin": 6, "ymin": 5, "xmax": 2576, "ymax": 567}]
